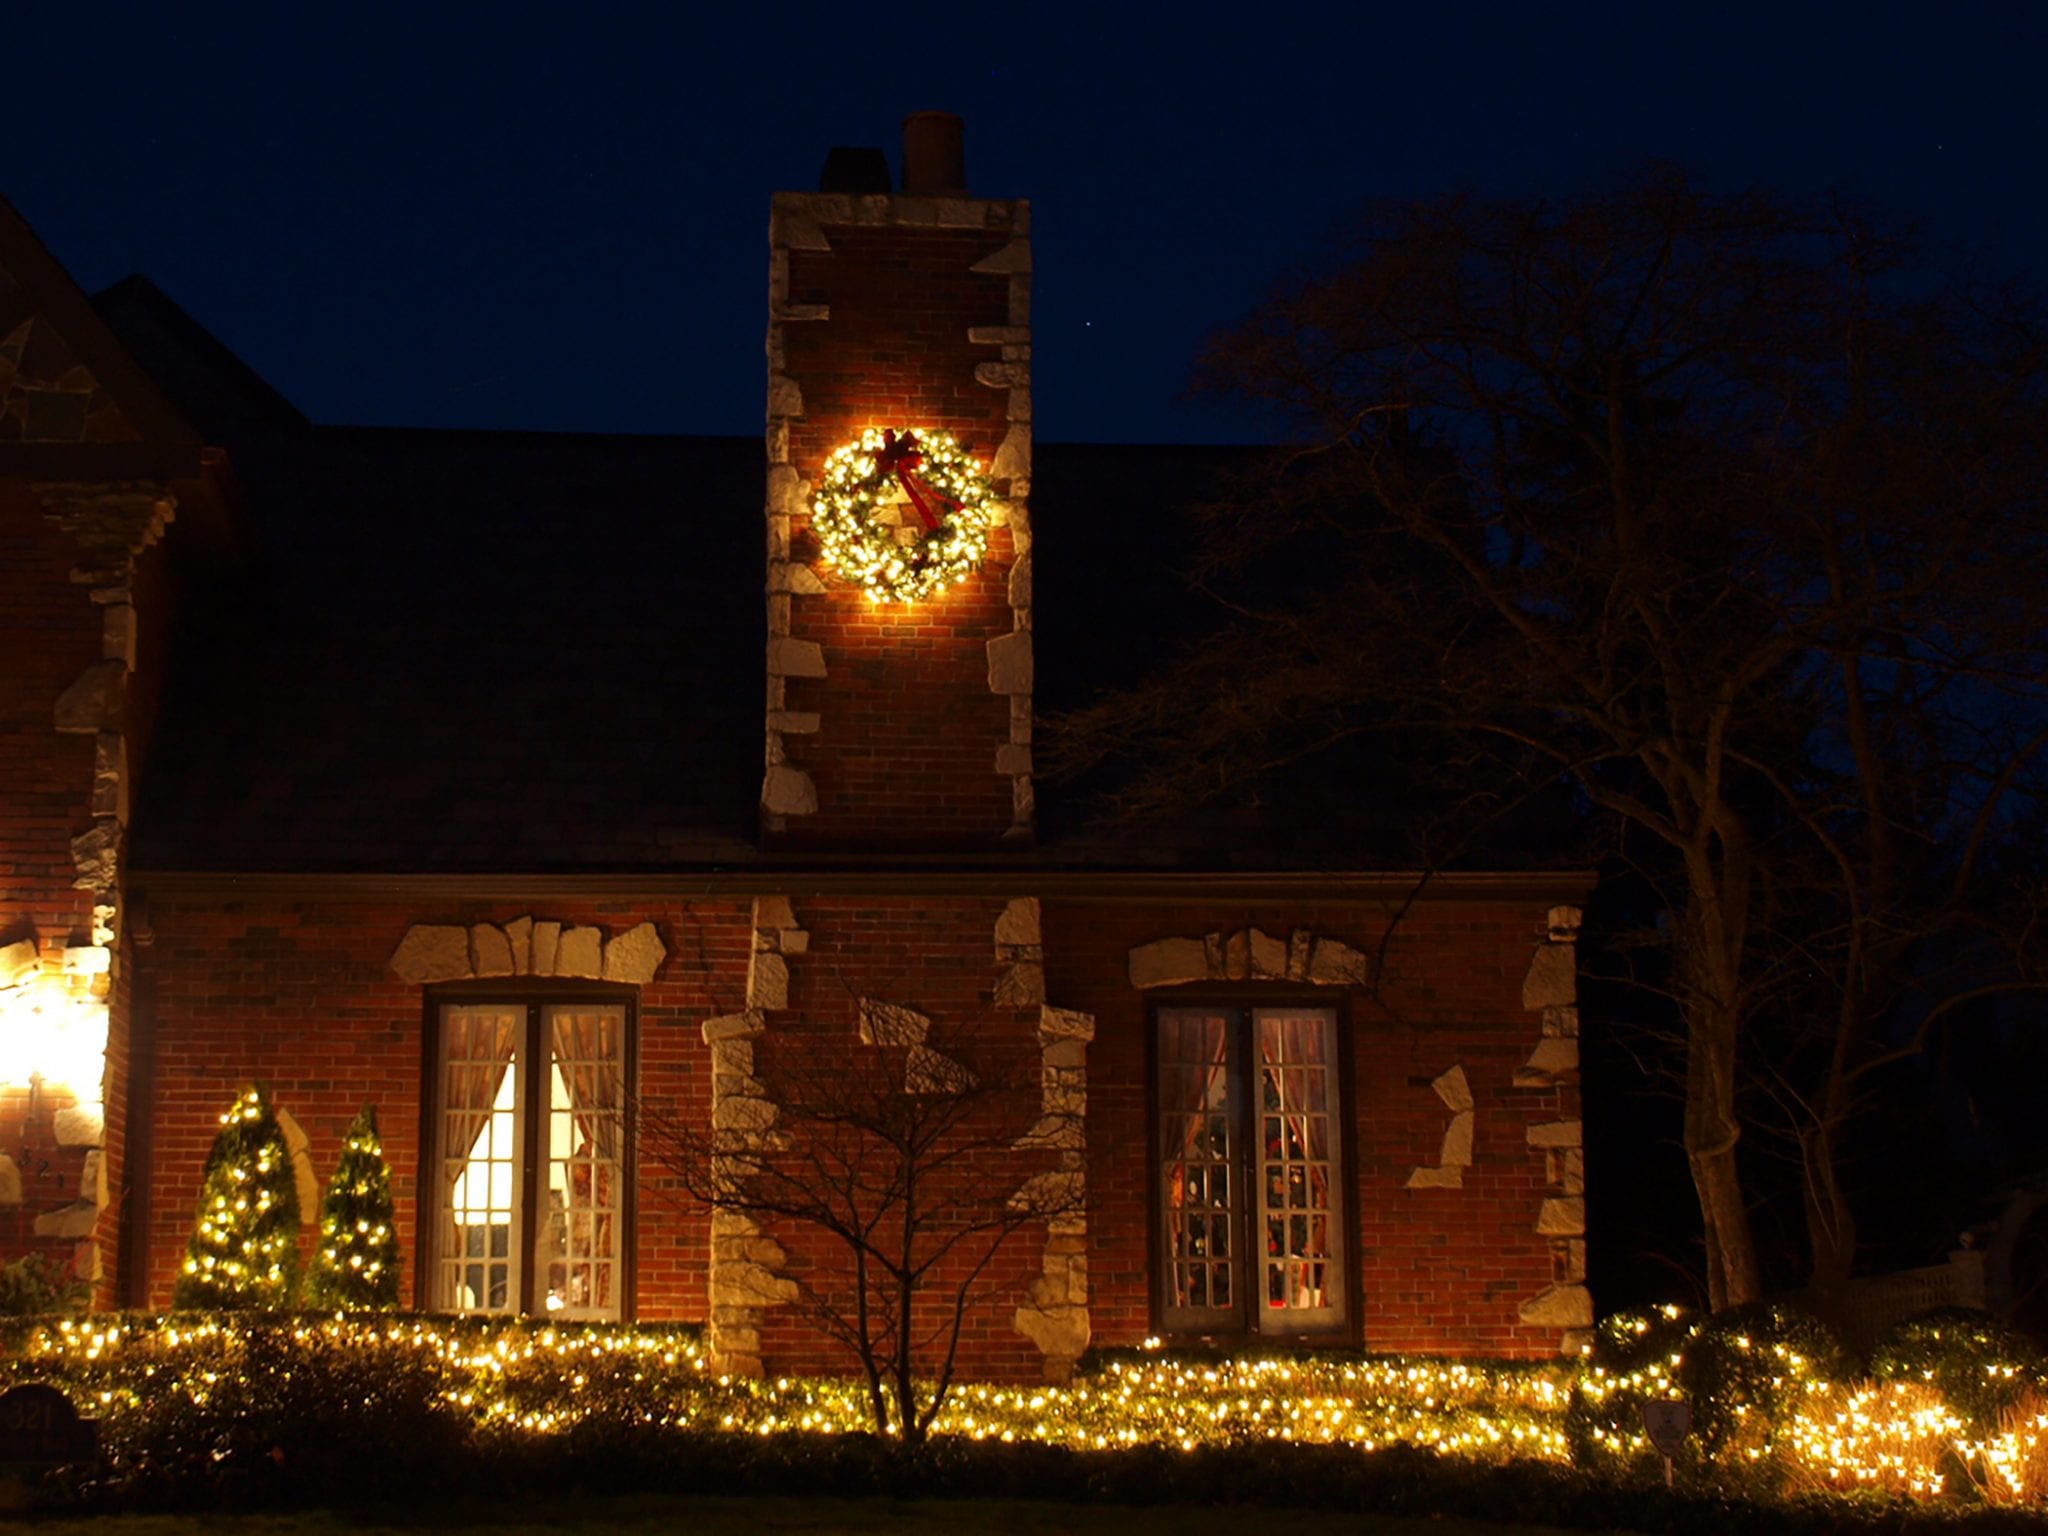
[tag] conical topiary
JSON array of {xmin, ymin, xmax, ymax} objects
[
  {"xmin": 172, "ymin": 1083, "xmax": 301, "ymax": 1309},
  {"xmin": 305, "ymin": 1104, "xmax": 401, "ymax": 1310}
]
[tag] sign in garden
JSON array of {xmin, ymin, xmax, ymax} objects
[{"xmin": 0, "ymin": 1384, "xmax": 97, "ymax": 1464}]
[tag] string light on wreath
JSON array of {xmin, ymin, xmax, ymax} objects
[{"xmin": 811, "ymin": 426, "xmax": 994, "ymax": 604}]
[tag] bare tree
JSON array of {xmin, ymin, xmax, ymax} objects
[
  {"xmin": 1052, "ymin": 169, "xmax": 2048, "ymax": 1308},
  {"xmin": 640, "ymin": 1007, "xmax": 1073, "ymax": 1445}
]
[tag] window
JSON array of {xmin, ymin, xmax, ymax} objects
[
  {"xmin": 1155, "ymin": 1006, "xmax": 1345, "ymax": 1337},
  {"xmin": 430, "ymin": 997, "xmax": 631, "ymax": 1319}
]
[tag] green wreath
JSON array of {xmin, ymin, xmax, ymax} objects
[{"xmin": 811, "ymin": 426, "xmax": 995, "ymax": 604}]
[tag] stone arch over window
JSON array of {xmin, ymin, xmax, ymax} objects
[
  {"xmin": 389, "ymin": 919, "xmax": 666, "ymax": 985},
  {"xmin": 1126, "ymin": 927, "xmax": 1371, "ymax": 990}
]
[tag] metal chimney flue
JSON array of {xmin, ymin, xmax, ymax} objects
[{"xmin": 901, "ymin": 111, "xmax": 966, "ymax": 195}]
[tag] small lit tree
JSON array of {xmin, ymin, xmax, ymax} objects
[
  {"xmin": 173, "ymin": 1083, "xmax": 301, "ymax": 1309},
  {"xmin": 305, "ymin": 1105, "xmax": 401, "ymax": 1311}
]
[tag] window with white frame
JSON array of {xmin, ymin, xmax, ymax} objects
[
  {"xmin": 1155, "ymin": 1005, "xmax": 1345, "ymax": 1337},
  {"xmin": 432, "ymin": 998, "xmax": 629, "ymax": 1319}
]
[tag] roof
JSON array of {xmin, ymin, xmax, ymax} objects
[{"xmin": 106, "ymin": 277, "xmax": 1578, "ymax": 879}]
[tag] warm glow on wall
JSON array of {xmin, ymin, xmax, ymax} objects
[{"xmin": 0, "ymin": 982, "xmax": 108, "ymax": 1104}]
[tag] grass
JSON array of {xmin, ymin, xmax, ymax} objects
[{"xmin": 16, "ymin": 1494, "xmax": 1621, "ymax": 1536}]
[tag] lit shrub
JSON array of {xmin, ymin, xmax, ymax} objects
[
  {"xmin": 1870, "ymin": 1308, "xmax": 2045, "ymax": 1436},
  {"xmin": 1678, "ymin": 1302, "xmax": 1847, "ymax": 1492},
  {"xmin": 1780, "ymin": 1380, "xmax": 1964, "ymax": 1500},
  {"xmin": 1565, "ymin": 1303, "xmax": 1698, "ymax": 1473},
  {"xmin": 0, "ymin": 1251, "xmax": 90, "ymax": 1316},
  {"xmin": 1965, "ymin": 1390, "xmax": 2048, "ymax": 1506}
]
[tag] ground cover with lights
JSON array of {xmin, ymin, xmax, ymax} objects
[{"xmin": 6, "ymin": 1308, "xmax": 2048, "ymax": 1530}]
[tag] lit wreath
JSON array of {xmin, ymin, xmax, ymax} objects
[{"xmin": 811, "ymin": 426, "xmax": 994, "ymax": 603}]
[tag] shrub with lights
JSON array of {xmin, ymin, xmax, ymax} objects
[
  {"xmin": 1870, "ymin": 1308, "xmax": 2046, "ymax": 1434},
  {"xmin": 1679, "ymin": 1302, "xmax": 1848, "ymax": 1488},
  {"xmin": 305, "ymin": 1105, "xmax": 400, "ymax": 1312},
  {"xmin": 171, "ymin": 1084, "xmax": 300, "ymax": 1310},
  {"xmin": 1565, "ymin": 1303, "xmax": 1699, "ymax": 1472},
  {"xmin": 11, "ymin": 1312, "xmax": 2048, "ymax": 1515}
]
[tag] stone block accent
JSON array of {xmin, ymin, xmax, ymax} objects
[
  {"xmin": 53, "ymin": 659, "xmax": 124, "ymax": 733},
  {"xmin": 602, "ymin": 922, "xmax": 667, "ymax": 984},
  {"xmin": 69, "ymin": 817, "xmax": 120, "ymax": 893},
  {"xmin": 1406, "ymin": 1066, "xmax": 1476, "ymax": 1190},
  {"xmin": 555, "ymin": 926, "xmax": 603, "ymax": 980},
  {"xmin": 1518, "ymin": 1284, "xmax": 1594, "ymax": 1329},
  {"xmin": 701, "ymin": 1011, "xmax": 766, "ymax": 1044},
  {"xmin": 986, "ymin": 630, "xmax": 1033, "ymax": 694},
  {"xmin": 1127, "ymin": 937, "xmax": 1209, "ymax": 989},
  {"xmin": 0, "ymin": 1155, "xmax": 20, "ymax": 1207},
  {"xmin": 390, "ymin": 925, "xmax": 472, "ymax": 984},
  {"xmin": 505, "ymin": 916, "xmax": 533, "ymax": 974},
  {"xmin": 1526, "ymin": 1119, "xmax": 1583, "ymax": 1148},
  {"xmin": 34, "ymin": 1201, "xmax": 99, "ymax": 1239},
  {"xmin": 532, "ymin": 921, "xmax": 562, "ymax": 976},
  {"xmin": 767, "ymin": 637, "xmax": 827, "ymax": 678},
  {"xmin": 471, "ymin": 924, "xmax": 514, "ymax": 978},
  {"xmin": 1536, "ymin": 1197, "xmax": 1586, "ymax": 1236},
  {"xmin": 53, "ymin": 1104, "xmax": 103, "ymax": 1148},
  {"xmin": 1308, "ymin": 937, "xmax": 1372, "ymax": 986},
  {"xmin": 760, "ymin": 765, "xmax": 818, "ymax": 816},
  {"xmin": 1521, "ymin": 943, "xmax": 1577, "ymax": 1010},
  {"xmin": 0, "ymin": 939, "xmax": 38, "ymax": 988},
  {"xmin": 858, "ymin": 998, "xmax": 929, "ymax": 1046},
  {"xmin": 747, "ymin": 950, "xmax": 789, "ymax": 1010}
]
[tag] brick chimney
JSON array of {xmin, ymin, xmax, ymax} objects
[{"xmin": 759, "ymin": 115, "xmax": 1034, "ymax": 849}]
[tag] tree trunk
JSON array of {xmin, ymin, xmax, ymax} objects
[
  {"xmin": 1680, "ymin": 841, "xmax": 1764, "ymax": 1310},
  {"xmin": 1799, "ymin": 1118, "xmax": 1858, "ymax": 1303},
  {"xmin": 1683, "ymin": 1001, "xmax": 1762, "ymax": 1309}
]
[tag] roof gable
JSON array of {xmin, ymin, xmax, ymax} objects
[{"xmin": 0, "ymin": 195, "xmax": 204, "ymax": 477}]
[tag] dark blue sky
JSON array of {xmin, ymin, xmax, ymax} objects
[{"xmin": 8, "ymin": 1, "xmax": 2043, "ymax": 443}]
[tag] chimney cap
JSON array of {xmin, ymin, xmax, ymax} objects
[{"xmin": 900, "ymin": 111, "xmax": 966, "ymax": 195}]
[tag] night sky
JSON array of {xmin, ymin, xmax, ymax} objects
[{"xmin": 8, "ymin": 2, "xmax": 2044, "ymax": 444}]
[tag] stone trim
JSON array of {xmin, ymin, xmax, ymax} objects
[
  {"xmin": 761, "ymin": 191, "xmax": 1034, "ymax": 838},
  {"xmin": 387, "ymin": 918, "xmax": 666, "ymax": 985},
  {"xmin": 1514, "ymin": 906, "xmax": 1590, "ymax": 1348},
  {"xmin": 702, "ymin": 896, "xmax": 809, "ymax": 1376},
  {"xmin": 1003, "ymin": 899, "xmax": 1093, "ymax": 1380},
  {"xmin": 1404, "ymin": 1065, "xmax": 1475, "ymax": 1190},
  {"xmin": 1126, "ymin": 927, "xmax": 1371, "ymax": 990},
  {"xmin": 15, "ymin": 481, "xmax": 175, "ymax": 1284}
]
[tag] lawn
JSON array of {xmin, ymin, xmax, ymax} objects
[{"xmin": 21, "ymin": 1495, "xmax": 1622, "ymax": 1536}]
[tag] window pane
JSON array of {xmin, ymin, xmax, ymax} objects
[
  {"xmin": 1157, "ymin": 1010, "xmax": 1239, "ymax": 1325},
  {"xmin": 541, "ymin": 1006, "xmax": 626, "ymax": 1320},
  {"xmin": 1253, "ymin": 1010, "xmax": 1342, "ymax": 1327},
  {"xmin": 438, "ymin": 1007, "xmax": 521, "ymax": 1314}
]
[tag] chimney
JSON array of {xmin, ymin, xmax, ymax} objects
[{"xmin": 900, "ymin": 111, "xmax": 966, "ymax": 195}]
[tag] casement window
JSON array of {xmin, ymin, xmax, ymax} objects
[
  {"xmin": 429, "ymin": 996, "xmax": 631, "ymax": 1319},
  {"xmin": 1155, "ymin": 1005, "xmax": 1346, "ymax": 1338}
]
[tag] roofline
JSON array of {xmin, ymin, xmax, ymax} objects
[{"xmin": 131, "ymin": 867, "xmax": 1596, "ymax": 905}]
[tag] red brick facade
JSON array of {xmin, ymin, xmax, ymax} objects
[{"xmin": 1, "ymin": 158, "xmax": 1588, "ymax": 1379}]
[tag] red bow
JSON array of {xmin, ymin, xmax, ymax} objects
[{"xmin": 873, "ymin": 429, "xmax": 960, "ymax": 532}]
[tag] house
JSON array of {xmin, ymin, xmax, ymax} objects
[{"xmin": 0, "ymin": 117, "xmax": 1591, "ymax": 1379}]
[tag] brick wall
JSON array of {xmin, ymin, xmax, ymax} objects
[
  {"xmin": 743, "ymin": 895, "xmax": 1051, "ymax": 1382},
  {"xmin": 133, "ymin": 894, "xmax": 754, "ymax": 1318}
]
